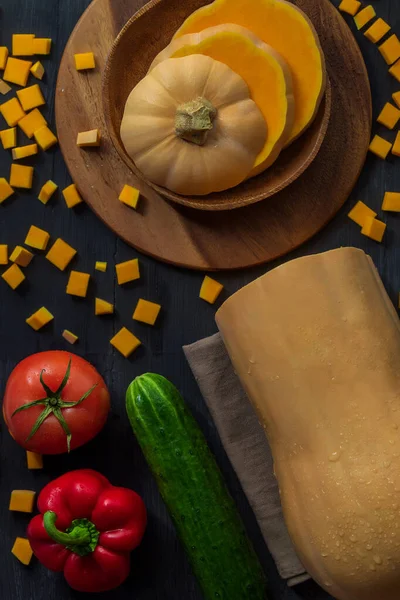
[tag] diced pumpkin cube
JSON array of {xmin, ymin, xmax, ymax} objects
[
  {"xmin": 30, "ymin": 61, "xmax": 44, "ymax": 80},
  {"xmin": 11, "ymin": 538, "xmax": 33, "ymax": 566},
  {"xmin": 0, "ymin": 178, "xmax": 14, "ymax": 203},
  {"xmin": 379, "ymin": 34, "xmax": 400, "ymax": 65},
  {"xmin": 32, "ymin": 38, "xmax": 52, "ymax": 55},
  {"xmin": 76, "ymin": 129, "xmax": 101, "ymax": 147},
  {"xmin": 0, "ymin": 127, "xmax": 17, "ymax": 149},
  {"xmin": 18, "ymin": 108, "xmax": 47, "ymax": 138},
  {"xmin": 17, "ymin": 84, "xmax": 45, "ymax": 111},
  {"xmin": 12, "ymin": 34, "xmax": 35, "ymax": 56},
  {"xmin": 389, "ymin": 59, "xmax": 400, "ymax": 82},
  {"xmin": 0, "ymin": 47, "xmax": 8, "ymax": 70},
  {"xmin": 365, "ymin": 19, "xmax": 391, "ymax": 43},
  {"xmin": 361, "ymin": 216, "xmax": 386, "ymax": 242},
  {"xmin": 74, "ymin": 52, "xmax": 95, "ymax": 70},
  {"xmin": 199, "ymin": 275, "xmax": 224, "ymax": 304},
  {"xmin": 0, "ymin": 244, "xmax": 8, "ymax": 265},
  {"xmin": 392, "ymin": 132, "xmax": 400, "ymax": 157},
  {"xmin": 10, "ymin": 246, "xmax": 34, "ymax": 267},
  {"xmin": 95, "ymin": 297, "xmax": 114, "ymax": 315},
  {"xmin": 110, "ymin": 327, "xmax": 141, "ymax": 358},
  {"xmin": 2, "ymin": 264, "xmax": 25, "ymax": 289},
  {"xmin": 347, "ymin": 200, "xmax": 377, "ymax": 227},
  {"xmin": 382, "ymin": 191, "xmax": 400, "ymax": 212},
  {"xmin": 34, "ymin": 125, "xmax": 57, "ymax": 150},
  {"xmin": 66, "ymin": 270, "xmax": 90, "ymax": 297},
  {"xmin": 119, "ymin": 184, "xmax": 140, "ymax": 209},
  {"xmin": 116, "ymin": 258, "xmax": 140, "ymax": 284},
  {"xmin": 62, "ymin": 329, "xmax": 79, "ymax": 344},
  {"xmin": 9, "ymin": 490, "xmax": 36, "ymax": 513},
  {"xmin": 392, "ymin": 91, "xmax": 400, "ymax": 109},
  {"xmin": 3, "ymin": 57, "xmax": 32, "ymax": 86},
  {"xmin": 0, "ymin": 79, "xmax": 11, "ymax": 95},
  {"xmin": 46, "ymin": 238, "xmax": 77, "ymax": 270},
  {"xmin": 0, "ymin": 97, "xmax": 26, "ymax": 126},
  {"xmin": 338, "ymin": 0, "xmax": 360, "ymax": 16},
  {"xmin": 95, "ymin": 261, "xmax": 107, "ymax": 272},
  {"xmin": 368, "ymin": 135, "xmax": 392, "ymax": 159},
  {"xmin": 25, "ymin": 225, "xmax": 50, "ymax": 250},
  {"xmin": 10, "ymin": 164, "xmax": 34, "ymax": 189},
  {"xmin": 354, "ymin": 5, "xmax": 376, "ymax": 29},
  {"xmin": 133, "ymin": 298, "xmax": 161, "ymax": 325},
  {"xmin": 12, "ymin": 143, "xmax": 38, "ymax": 160},
  {"xmin": 62, "ymin": 183, "xmax": 83, "ymax": 208},
  {"xmin": 26, "ymin": 451, "xmax": 43, "ymax": 469},
  {"xmin": 26, "ymin": 306, "xmax": 53, "ymax": 330},
  {"xmin": 377, "ymin": 102, "xmax": 400, "ymax": 129},
  {"xmin": 38, "ymin": 180, "xmax": 57, "ymax": 204}
]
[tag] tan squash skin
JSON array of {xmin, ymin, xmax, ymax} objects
[{"xmin": 216, "ymin": 248, "xmax": 400, "ymax": 600}]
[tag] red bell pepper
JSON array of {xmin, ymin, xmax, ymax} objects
[{"xmin": 27, "ymin": 469, "xmax": 147, "ymax": 593}]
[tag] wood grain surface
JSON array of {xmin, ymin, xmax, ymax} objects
[
  {"xmin": 103, "ymin": 3, "xmax": 331, "ymax": 211},
  {"xmin": 0, "ymin": 1, "xmax": 400, "ymax": 600},
  {"xmin": 55, "ymin": 0, "xmax": 371, "ymax": 270}
]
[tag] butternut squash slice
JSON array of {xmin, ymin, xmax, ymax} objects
[
  {"xmin": 174, "ymin": 0, "xmax": 326, "ymax": 143},
  {"xmin": 150, "ymin": 25, "xmax": 294, "ymax": 176},
  {"xmin": 216, "ymin": 247, "xmax": 400, "ymax": 600}
]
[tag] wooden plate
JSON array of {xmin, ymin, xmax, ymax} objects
[
  {"xmin": 55, "ymin": 0, "xmax": 371, "ymax": 270},
  {"xmin": 103, "ymin": 5, "xmax": 332, "ymax": 211}
]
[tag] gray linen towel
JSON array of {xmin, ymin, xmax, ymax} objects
[{"xmin": 183, "ymin": 332, "xmax": 309, "ymax": 587}]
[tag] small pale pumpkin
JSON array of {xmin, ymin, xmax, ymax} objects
[
  {"xmin": 174, "ymin": 0, "xmax": 326, "ymax": 144},
  {"xmin": 150, "ymin": 24, "xmax": 294, "ymax": 177},
  {"xmin": 120, "ymin": 54, "xmax": 267, "ymax": 196}
]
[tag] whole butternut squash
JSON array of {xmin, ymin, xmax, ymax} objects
[
  {"xmin": 174, "ymin": 0, "xmax": 326, "ymax": 144},
  {"xmin": 216, "ymin": 248, "xmax": 400, "ymax": 600},
  {"xmin": 150, "ymin": 24, "xmax": 294, "ymax": 176},
  {"xmin": 120, "ymin": 55, "xmax": 267, "ymax": 195}
]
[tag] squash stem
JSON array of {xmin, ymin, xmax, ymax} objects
[{"xmin": 175, "ymin": 97, "xmax": 217, "ymax": 146}]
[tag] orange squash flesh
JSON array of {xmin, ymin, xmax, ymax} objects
[{"xmin": 174, "ymin": 0, "xmax": 326, "ymax": 143}]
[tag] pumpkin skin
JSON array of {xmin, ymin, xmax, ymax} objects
[
  {"xmin": 174, "ymin": 0, "xmax": 326, "ymax": 144},
  {"xmin": 216, "ymin": 248, "xmax": 400, "ymax": 600},
  {"xmin": 150, "ymin": 24, "xmax": 294, "ymax": 177},
  {"xmin": 120, "ymin": 55, "xmax": 267, "ymax": 195}
]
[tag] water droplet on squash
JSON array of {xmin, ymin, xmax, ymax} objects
[
  {"xmin": 366, "ymin": 543, "xmax": 373, "ymax": 550},
  {"xmin": 350, "ymin": 535, "xmax": 357, "ymax": 543},
  {"xmin": 369, "ymin": 564, "xmax": 376, "ymax": 571},
  {"xmin": 329, "ymin": 451, "xmax": 341, "ymax": 462},
  {"xmin": 392, "ymin": 423, "xmax": 398, "ymax": 430},
  {"xmin": 373, "ymin": 555, "xmax": 382, "ymax": 565}
]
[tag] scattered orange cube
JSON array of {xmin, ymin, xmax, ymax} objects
[
  {"xmin": 30, "ymin": 61, "xmax": 44, "ymax": 80},
  {"xmin": 377, "ymin": 102, "xmax": 400, "ymax": 129},
  {"xmin": 0, "ymin": 97, "xmax": 26, "ymax": 126},
  {"xmin": 0, "ymin": 178, "xmax": 14, "ymax": 203},
  {"xmin": 392, "ymin": 91, "xmax": 400, "ymax": 109},
  {"xmin": 17, "ymin": 83, "xmax": 45, "ymax": 111},
  {"xmin": 11, "ymin": 538, "xmax": 33, "ymax": 566},
  {"xmin": 116, "ymin": 258, "xmax": 140, "ymax": 285},
  {"xmin": 26, "ymin": 306, "xmax": 53, "ymax": 330},
  {"xmin": 379, "ymin": 34, "xmax": 400, "ymax": 65},
  {"xmin": 0, "ymin": 244, "xmax": 8, "ymax": 265},
  {"xmin": 133, "ymin": 298, "xmax": 161, "ymax": 325},
  {"xmin": 0, "ymin": 79, "xmax": 11, "ymax": 95},
  {"xmin": 389, "ymin": 59, "xmax": 400, "ymax": 83},
  {"xmin": 12, "ymin": 34, "xmax": 35, "ymax": 56},
  {"xmin": 62, "ymin": 329, "xmax": 79, "ymax": 344},
  {"xmin": 10, "ymin": 246, "xmax": 34, "ymax": 267},
  {"xmin": 74, "ymin": 52, "xmax": 95, "ymax": 70},
  {"xmin": 365, "ymin": 18, "xmax": 391, "ymax": 43},
  {"xmin": 368, "ymin": 135, "xmax": 392, "ymax": 159},
  {"xmin": 46, "ymin": 238, "xmax": 77, "ymax": 270},
  {"xmin": 12, "ymin": 143, "xmax": 38, "ymax": 160},
  {"xmin": 34, "ymin": 125, "xmax": 57, "ymax": 150},
  {"xmin": 26, "ymin": 451, "xmax": 43, "ymax": 469},
  {"xmin": 9, "ymin": 490, "xmax": 36, "ymax": 513},
  {"xmin": 3, "ymin": 57, "xmax": 32, "ymax": 86},
  {"xmin": 199, "ymin": 275, "xmax": 224, "ymax": 304},
  {"xmin": 2, "ymin": 264, "xmax": 25, "ymax": 290},
  {"xmin": 18, "ymin": 108, "xmax": 47, "ymax": 138},
  {"xmin": 110, "ymin": 327, "xmax": 141, "ymax": 358},
  {"xmin": 361, "ymin": 216, "xmax": 386, "ymax": 242},
  {"xmin": 10, "ymin": 164, "xmax": 34, "ymax": 189},
  {"xmin": 62, "ymin": 183, "xmax": 83, "ymax": 208},
  {"xmin": 354, "ymin": 5, "xmax": 376, "ymax": 30},
  {"xmin": 338, "ymin": 0, "xmax": 360, "ymax": 16},
  {"xmin": 32, "ymin": 38, "xmax": 52, "ymax": 55},
  {"xmin": 95, "ymin": 297, "xmax": 114, "ymax": 315},
  {"xmin": 392, "ymin": 132, "xmax": 400, "ymax": 157},
  {"xmin": 382, "ymin": 192, "xmax": 400, "ymax": 212},
  {"xmin": 76, "ymin": 129, "xmax": 101, "ymax": 147},
  {"xmin": 66, "ymin": 270, "xmax": 90, "ymax": 297},
  {"xmin": 347, "ymin": 200, "xmax": 377, "ymax": 227},
  {"xmin": 95, "ymin": 261, "xmax": 107, "ymax": 272},
  {"xmin": 119, "ymin": 184, "xmax": 140, "ymax": 209},
  {"xmin": 0, "ymin": 127, "xmax": 16, "ymax": 149},
  {"xmin": 38, "ymin": 180, "xmax": 58, "ymax": 204},
  {"xmin": 0, "ymin": 47, "xmax": 8, "ymax": 70},
  {"xmin": 25, "ymin": 225, "xmax": 50, "ymax": 250}
]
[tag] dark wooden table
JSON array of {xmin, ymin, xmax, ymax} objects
[{"xmin": 0, "ymin": 1, "xmax": 399, "ymax": 598}]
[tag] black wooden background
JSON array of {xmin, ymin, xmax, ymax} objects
[{"xmin": 0, "ymin": 1, "xmax": 399, "ymax": 599}]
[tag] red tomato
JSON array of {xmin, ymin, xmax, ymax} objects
[{"xmin": 3, "ymin": 351, "xmax": 110, "ymax": 454}]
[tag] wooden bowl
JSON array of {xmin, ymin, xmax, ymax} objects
[{"xmin": 103, "ymin": 0, "xmax": 332, "ymax": 211}]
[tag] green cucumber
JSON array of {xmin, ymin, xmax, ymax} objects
[{"xmin": 126, "ymin": 373, "xmax": 267, "ymax": 600}]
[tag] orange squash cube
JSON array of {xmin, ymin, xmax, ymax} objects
[
  {"xmin": 25, "ymin": 225, "xmax": 50, "ymax": 250},
  {"xmin": 0, "ymin": 127, "xmax": 16, "ymax": 149},
  {"xmin": 62, "ymin": 183, "xmax": 83, "ymax": 208},
  {"xmin": 361, "ymin": 216, "xmax": 386, "ymax": 242},
  {"xmin": 95, "ymin": 297, "xmax": 114, "ymax": 315},
  {"xmin": 74, "ymin": 52, "xmax": 95, "ymax": 70},
  {"xmin": 12, "ymin": 34, "xmax": 35, "ymax": 56},
  {"xmin": 26, "ymin": 451, "xmax": 43, "ymax": 469},
  {"xmin": 10, "ymin": 246, "xmax": 34, "ymax": 267},
  {"xmin": 0, "ymin": 79, "xmax": 11, "ymax": 95},
  {"xmin": 382, "ymin": 191, "xmax": 400, "ymax": 212},
  {"xmin": 116, "ymin": 258, "xmax": 140, "ymax": 285},
  {"xmin": 354, "ymin": 5, "xmax": 376, "ymax": 30},
  {"xmin": 17, "ymin": 83, "xmax": 45, "ymax": 111},
  {"xmin": 199, "ymin": 276, "xmax": 224, "ymax": 304},
  {"xmin": 11, "ymin": 538, "xmax": 33, "ymax": 566},
  {"xmin": 66, "ymin": 270, "xmax": 90, "ymax": 297},
  {"xmin": 110, "ymin": 327, "xmax": 141, "ymax": 358},
  {"xmin": 0, "ymin": 97, "xmax": 26, "ymax": 126},
  {"xmin": 32, "ymin": 38, "xmax": 52, "ymax": 55},
  {"xmin": 0, "ymin": 47, "xmax": 8, "ymax": 70},
  {"xmin": 0, "ymin": 178, "xmax": 14, "ymax": 203},
  {"xmin": 34, "ymin": 125, "xmax": 57, "ymax": 150},
  {"xmin": 2, "ymin": 264, "xmax": 25, "ymax": 289},
  {"xmin": 347, "ymin": 200, "xmax": 377, "ymax": 227},
  {"xmin": 338, "ymin": 0, "xmax": 360, "ymax": 16},
  {"xmin": 377, "ymin": 103, "xmax": 400, "ymax": 129},
  {"xmin": 119, "ymin": 185, "xmax": 140, "ymax": 209},
  {"xmin": 38, "ymin": 180, "xmax": 58, "ymax": 204},
  {"xmin": 9, "ymin": 490, "xmax": 36, "ymax": 513},
  {"xmin": 30, "ymin": 61, "xmax": 45, "ymax": 80},
  {"xmin": 12, "ymin": 143, "xmax": 38, "ymax": 160},
  {"xmin": 389, "ymin": 59, "xmax": 400, "ymax": 83},
  {"xmin": 0, "ymin": 244, "xmax": 8, "ymax": 265},
  {"xmin": 365, "ymin": 18, "xmax": 391, "ymax": 43},
  {"xmin": 26, "ymin": 306, "xmax": 53, "ymax": 330},
  {"xmin": 132, "ymin": 299, "xmax": 161, "ymax": 325},
  {"xmin": 3, "ymin": 57, "xmax": 32, "ymax": 86},
  {"xmin": 46, "ymin": 238, "xmax": 77, "ymax": 270},
  {"xmin": 379, "ymin": 34, "xmax": 400, "ymax": 65},
  {"xmin": 368, "ymin": 135, "xmax": 392, "ymax": 159},
  {"xmin": 62, "ymin": 330, "xmax": 79, "ymax": 344}
]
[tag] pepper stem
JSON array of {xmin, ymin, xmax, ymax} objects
[
  {"xmin": 175, "ymin": 97, "xmax": 217, "ymax": 146},
  {"xmin": 43, "ymin": 511, "xmax": 100, "ymax": 557}
]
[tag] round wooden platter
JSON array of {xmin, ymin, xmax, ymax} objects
[{"xmin": 55, "ymin": 0, "xmax": 372, "ymax": 271}]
